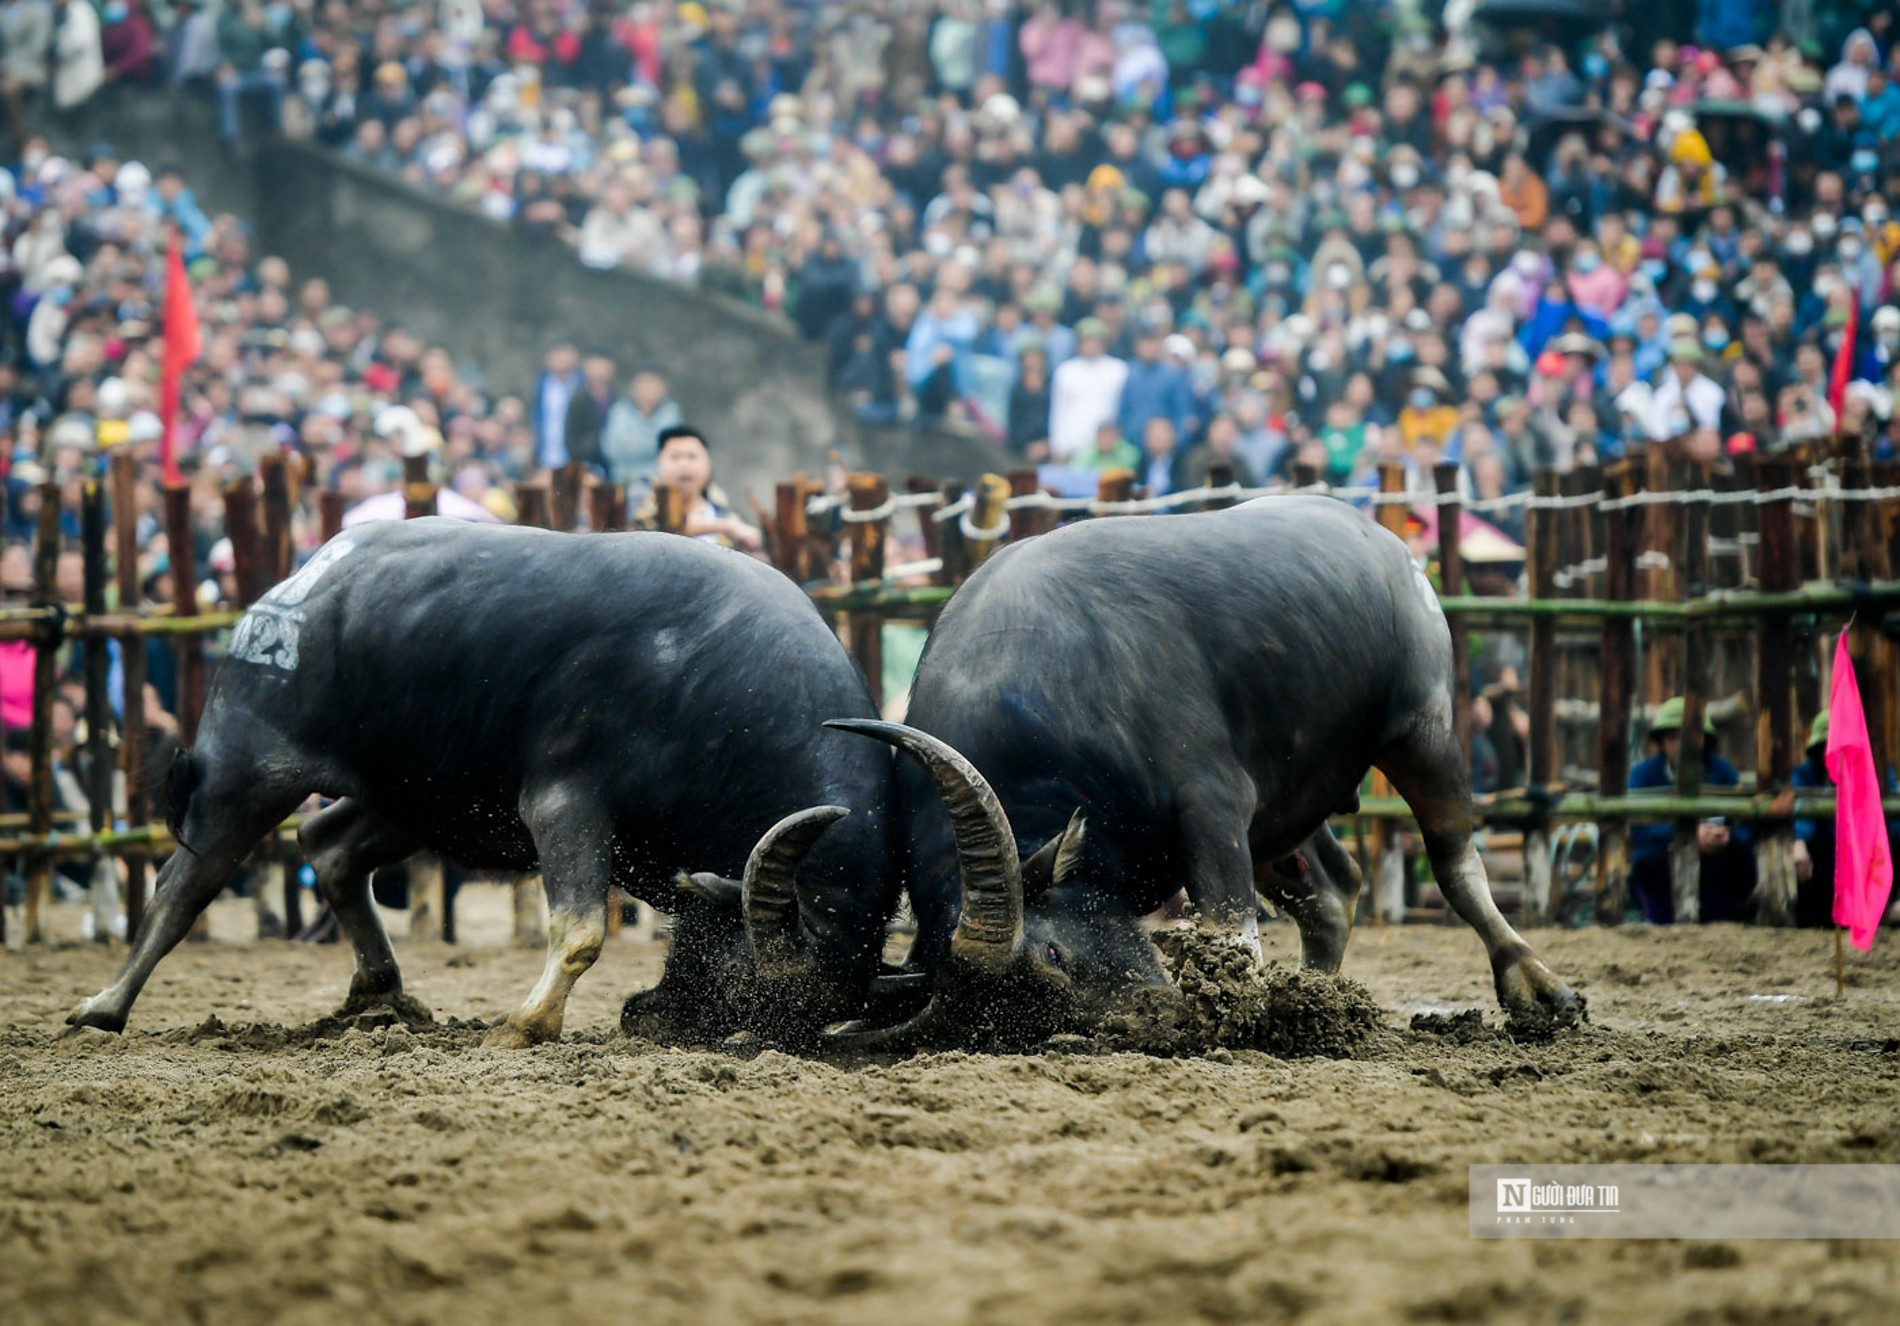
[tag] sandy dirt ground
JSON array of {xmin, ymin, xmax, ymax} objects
[{"xmin": 6, "ymin": 887, "xmax": 1900, "ymax": 1326}]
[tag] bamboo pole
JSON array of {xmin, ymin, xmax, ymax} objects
[
  {"xmin": 1669, "ymin": 466, "xmax": 1712, "ymax": 924},
  {"xmin": 81, "ymin": 480, "xmax": 119, "ymax": 941},
  {"xmin": 1094, "ymin": 468, "xmax": 1135, "ymax": 510},
  {"xmin": 773, "ymin": 481, "xmax": 807, "ymax": 580},
  {"xmin": 23, "ymin": 483, "xmax": 61, "ymax": 943},
  {"xmin": 517, "ymin": 485, "xmax": 551, "ymax": 530},
  {"xmin": 110, "ymin": 452, "xmax": 148, "ymax": 941},
  {"xmin": 1524, "ymin": 469, "xmax": 1560, "ymax": 923},
  {"xmin": 936, "ymin": 480, "xmax": 970, "ymax": 585},
  {"xmin": 552, "ymin": 462, "xmax": 583, "ymax": 532},
  {"xmin": 162, "ymin": 482, "xmax": 203, "ymax": 740},
  {"xmin": 402, "ymin": 454, "xmax": 435, "ymax": 522},
  {"xmin": 1371, "ymin": 463, "xmax": 1409, "ymax": 924},
  {"xmin": 222, "ymin": 477, "xmax": 264, "ymax": 606},
  {"xmin": 906, "ymin": 475, "xmax": 945, "ymax": 560},
  {"xmin": 968, "ymin": 473, "xmax": 1012, "ymax": 570},
  {"xmin": 318, "ymin": 490, "xmax": 345, "ymax": 545},
  {"xmin": 259, "ymin": 453, "xmax": 293, "ymax": 583},
  {"xmin": 1434, "ymin": 462, "xmax": 1469, "ymax": 764},
  {"xmin": 847, "ymin": 473, "xmax": 890, "ymax": 711},
  {"xmin": 1595, "ymin": 461, "xmax": 1637, "ymax": 925},
  {"xmin": 1754, "ymin": 459, "xmax": 1800, "ymax": 925}
]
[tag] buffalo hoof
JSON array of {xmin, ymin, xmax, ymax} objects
[
  {"xmin": 337, "ymin": 988, "xmax": 434, "ymax": 1026},
  {"xmin": 1493, "ymin": 945, "xmax": 1585, "ymax": 1028},
  {"xmin": 64, "ymin": 998, "xmax": 126, "ymax": 1036},
  {"xmin": 481, "ymin": 1019, "xmax": 555, "ymax": 1049}
]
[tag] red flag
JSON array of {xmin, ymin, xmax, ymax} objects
[
  {"xmin": 1826, "ymin": 288, "xmax": 1859, "ymax": 424},
  {"xmin": 1828, "ymin": 631, "xmax": 1894, "ymax": 951},
  {"xmin": 158, "ymin": 228, "xmax": 202, "ymax": 485}
]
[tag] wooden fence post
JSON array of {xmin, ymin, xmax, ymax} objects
[
  {"xmin": 109, "ymin": 452, "xmax": 148, "ymax": 942},
  {"xmin": 1434, "ymin": 461, "xmax": 1469, "ymax": 763},
  {"xmin": 773, "ymin": 482, "xmax": 807, "ymax": 580},
  {"xmin": 408, "ymin": 854, "xmax": 448, "ymax": 944},
  {"xmin": 81, "ymin": 479, "xmax": 120, "ymax": 941},
  {"xmin": 24, "ymin": 483, "xmax": 61, "ymax": 943},
  {"xmin": 517, "ymin": 485, "xmax": 551, "ymax": 530},
  {"xmin": 1753, "ymin": 458, "xmax": 1799, "ymax": 925},
  {"xmin": 163, "ymin": 481, "xmax": 204, "ymax": 741},
  {"xmin": 552, "ymin": 462, "xmax": 583, "ymax": 532},
  {"xmin": 906, "ymin": 476, "xmax": 945, "ymax": 561},
  {"xmin": 259, "ymin": 453, "xmax": 293, "ymax": 582},
  {"xmin": 968, "ymin": 474, "xmax": 1012, "ymax": 570},
  {"xmin": 936, "ymin": 480, "xmax": 970, "ymax": 584},
  {"xmin": 318, "ymin": 489, "xmax": 345, "ymax": 545},
  {"xmin": 1007, "ymin": 468, "xmax": 1053, "ymax": 539},
  {"xmin": 1670, "ymin": 466, "xmax": 1712, "ymax": 924},
  {"xmin": 222, "ymin": 478, "xmax": 265, "ymax": 606},
  {"xmin": 847, "ymin": 472, "xmax": 890, "ymax": 711},
  {"xmin": 402, "ymin": 454, "xmax": 436, "ymax": 521},
  {"xmin": 1596, "ymin": 461, "xmax": 1637, "ymax": 925},
  {"xmin": 1372, "ymin": 463, "xmax": 1409, "ymax": 923},
  {"xmin": 1094, "ymin": 468, "xmax": 1135, "ymax": 511},
  {"xmin": 1523, "ymin": 468, "xmax": 1560, "ymax": 923}
]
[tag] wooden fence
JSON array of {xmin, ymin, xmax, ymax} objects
[{"xmin": 3, "ymin": 446, "xmax": 1898, "ymax": 946}]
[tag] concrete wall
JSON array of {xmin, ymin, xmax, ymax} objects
[{"xmin": 54, "ymin": 92, "xmax": 1011, "ymax": 504}]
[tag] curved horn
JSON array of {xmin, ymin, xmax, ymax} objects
[
  {"xmin": 826, "ymin": 719, "xmax": 1022, "ymax": 960},
  {"xmin": 742, "ymin": 805, "xmax": 850, "ymax": 978}
]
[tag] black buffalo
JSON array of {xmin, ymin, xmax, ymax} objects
[
  {"xmin": 67, "ymin": 520, "xmax": 894, "ymax": 1044},
  {"xmin": 758, "ymin": 495, "xmax": 1579, "ymax": 1047}
]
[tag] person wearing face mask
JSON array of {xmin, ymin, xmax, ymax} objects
[
  {"xmin": 1834, "ymin": 219, "xmax": 1883, "ymax": 313},
  {"xmin": 1398, "ymin": 369, "xmax": 1458, "ymax": 452},
  {"xmin": 1859, "ymin": 306, "xmax": 1900, "ymax": 384},
  {"xmin": 99, "ymin": 0, "xmax": 154, "ymax": 86}
]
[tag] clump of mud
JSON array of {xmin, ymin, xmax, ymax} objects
[
  {"xmin": 164, "ymin": 994, "xmax": 482, "ymax": 1053},
  {"xmin": 1409, "ymin": 1004, "xmax": 1575, "ymax": 1046},
  {"xmin": 1096, "ymin": 927, "xmax": 1386, "ymax": 1058}
]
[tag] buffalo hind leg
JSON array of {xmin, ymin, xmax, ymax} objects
[
  {"xmin": 299, "ymin": 799, "xmax": 424, "ymax": 1018},
  {"xmin": 1376, "ymin": 721, "xmax": 1580, "ymax": 1022},
  {"xmin": 1255, "ymin": 827, "xmax": 1363, "ymax": 973},
  {"xmin": 484, "ymin": 789, "xmax": 610, "ymax": 1047},
  {"xmin": 68, "ymin": 786, "xmax": 304, "ymax": 1034}
]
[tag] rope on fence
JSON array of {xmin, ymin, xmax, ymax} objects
[{"xmin": 804, "ymin": 467, "xmax": 1900, "ymax": 527}]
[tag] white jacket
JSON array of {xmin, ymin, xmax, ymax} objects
[{"xmin": 53, "ymin": 0, "xmax": 102, "ymax": 110}]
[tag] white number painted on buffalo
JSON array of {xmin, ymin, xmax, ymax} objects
[{"xmin": 230, "ymin": 532, "xmax": 362, "ymax": 671}]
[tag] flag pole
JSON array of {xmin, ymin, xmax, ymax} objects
[{"xmin": 1836, "ymin": 927, "xmax": 1845, "ymax": 998}]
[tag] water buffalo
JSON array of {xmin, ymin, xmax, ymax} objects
[
  {"xmin": 67, "ymin": 519, "xmax": 894, "ymax": 1045},
  {"xmin": 758, "ymin": 495, "xmax": 1579, "ymax": 1048}
]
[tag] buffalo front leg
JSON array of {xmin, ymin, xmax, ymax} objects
[
  {"xmin": 68, "ymin": 795, "xmax": 302, "ymax": 1034},
  {"xmin": 1377, "ymin": 725, "xmax": 1581, "ymax": 1023},
  {"xmin": 1181, "ymin": 782, "xmax": 1266, "ymax": 966},
  {"xmin": 484, "ymin": 791, "xmax": 611, "ymax": 1048},
  {"xmin": 1255, "ymin": 827, "xmax": 1362, "ymax": 974},
  {"xmin": 299, "ymin": 799, "xmax": 422, "ymax": 1017}
]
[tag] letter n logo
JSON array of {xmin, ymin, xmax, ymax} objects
[{"xmin": 1497, "ymin": 1180, "xmax": 1530, "ymax": 1213}]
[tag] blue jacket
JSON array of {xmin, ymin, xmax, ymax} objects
[
  {"xmin": 1630, "ymin": 750, "xmax": 1748, "ymax": 864},
  {"xmin": 1116, "ymin": 359, "xmax": 1195, "ymax": 447}
]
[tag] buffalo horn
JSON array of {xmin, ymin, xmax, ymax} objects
[
  {"xmin": 825, "ymin": 719, "xmax": 1022, "ymax": 960},
  {"xmin": 742, "ymin": 805, "xmax": 850, "ymax": 978}
]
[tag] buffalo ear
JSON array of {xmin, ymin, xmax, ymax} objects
[
  {"xmin": 1019, "ymin": 809, "xmax": 1087, "ymax": 903},
  {"xmin": 675, "ymin": 870, "xmax": 744, "ymax": 909}
]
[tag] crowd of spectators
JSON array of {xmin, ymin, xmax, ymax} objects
[
  {"xmin": 81, "ymin": 0, "xmax": 1899, "ymax": 501},
  {"xmin": 5, "ymin": 3, "xmax": 1899, "ymax": 509}
]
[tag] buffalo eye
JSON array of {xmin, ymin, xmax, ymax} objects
[{"xmin": 1044, "ymin": 942, "xmax": 1065, "ymax": 966}]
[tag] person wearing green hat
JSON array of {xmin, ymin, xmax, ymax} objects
[{"xmin": 1627, "ymin": 696, "xmax": 1754, "ymax": 924}]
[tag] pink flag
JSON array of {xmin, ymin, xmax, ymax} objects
[{"xmin": 1828, "ymin": 631, "xmax": 1894, "ymax": 951}]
